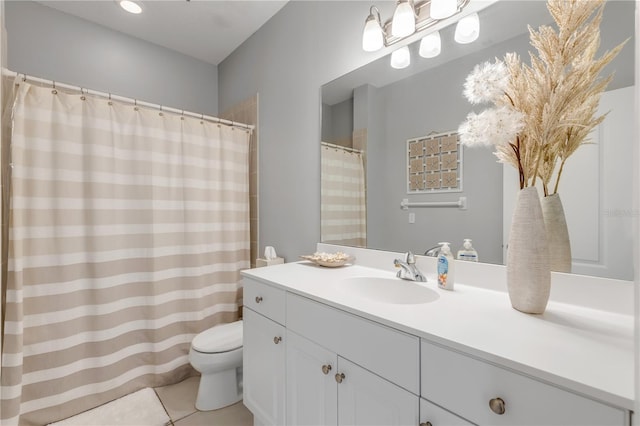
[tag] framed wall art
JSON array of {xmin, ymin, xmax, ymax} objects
[{"xmin": 406, "ymin": 131, "xmax": 463, "ymax": 194}]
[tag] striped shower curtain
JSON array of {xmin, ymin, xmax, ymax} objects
[
  {"xmin": 320, "ymin": 144, "xmax": 366, "ymax": 247},
  {"xmin": 1, "ymin": 78, "xmax": 250, "ymax": 425}
]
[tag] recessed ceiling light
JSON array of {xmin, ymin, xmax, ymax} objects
[{"xmin": 119, "ymin": 0, "xmax": 142, "ymax": 14}]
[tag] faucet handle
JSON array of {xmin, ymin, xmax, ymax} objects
[{"xmin": 405, "ymin": 251, "xmax": 415, "ymax": 264}]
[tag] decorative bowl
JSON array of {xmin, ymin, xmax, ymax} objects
[{"xmin": 299, "ymin": 252, "xmax": 355, "ymax": 268}]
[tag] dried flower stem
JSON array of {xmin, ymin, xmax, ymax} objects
[{"xmin": 552, "ymin": 159, "xmax": 566, "ymax": 195}]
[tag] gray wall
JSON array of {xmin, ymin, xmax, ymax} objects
[
  {"xmin": 218, "ymin": 1, "xmax": 393, "ymax": 261},
  {"xmin": 366, "ymin": 61, "xmax": 505, "ymax": 262},
  {"xmin": 219, "ymin": 0, "xmax": 634, "ymax": 263},
  {"xmin": 5, "ymin": 1, "xmax": 218, "ymax": 116},
  {"xmin": 321, "ymin": 103, "xmax": 333, "ymax": 143},
  {"xmin": 321, "ymin": 98, "xmax": 353, "ymax": 145}
]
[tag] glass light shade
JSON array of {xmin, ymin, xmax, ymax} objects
[
  {"xmin": 362, "ymin": 15, "xmax": 384, "ymax": 52},
  {"xmin": 419, "ymin": 31, "xmax": 441, "ymax": 58},
  {"xmin": 430, "ymin": 0, "xmax": 457, "ymax": 19},
  {"xmin": 119, "ymin": 0, "xmax": 142, "ymax": 14},
  {"xmin": 390, "ymin": 46, "xmax": 411, "ymax": 69},
  {"xmin": 455, "ymin": 13, "xmax": 480, "ymax": 44},
  {"xmin": 391, "ymin": 1, "xmax": 416, "ymax": 38}
]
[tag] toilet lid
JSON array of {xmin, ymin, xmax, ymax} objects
[{"xmin": 192, "ymin": 320, "xmax": 243, "ymax": 353}]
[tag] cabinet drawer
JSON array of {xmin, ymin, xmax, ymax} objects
[
  {"xmin": 287, "ymin": 293, "xmax": 419, "ymax": 394},
  {"xmin": 420, "ymin": 398, "xmax": 473, "ymax": 426},
  {"xmin": 243, "ymin": 277, "xmax": 286, "ymax": 325},
  {"xmin": 421, "ymin": 340, "xmax": 627, "ymax": 426}
]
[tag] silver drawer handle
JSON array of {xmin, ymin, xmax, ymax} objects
[
  {"xmin": 419, "ymin": 422, "xmax": 433, "ymax": 426},
  {"xmin": 489, "ymin": 397, "xmax": 506, "ymax": 415},
  {"xmin": 334, "ymin": 372, "xmax": 345, "ymax": 383},
  {"xmin": 255, "ymin": 296, "xmax": 263, "ymax": 304},
  {"xmin": 273, "ymin": 336, "xmax": 282, "ymax": 344},
  {"xmin": 321, "ymin": 364, "xmax": 332, "ymax": 375}
]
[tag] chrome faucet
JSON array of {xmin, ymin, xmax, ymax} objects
[
  {"xmin": 424, "ymin": 245, "xmax": 441, "ymax": 257},
  {"xmin": 394, "ymin": 251, "xmax": 426, "ymax": 282}
]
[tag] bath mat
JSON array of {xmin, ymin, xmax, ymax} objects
[{"xmin": 48, "ymin": 387, "xmax": 170, "ymax": 426}]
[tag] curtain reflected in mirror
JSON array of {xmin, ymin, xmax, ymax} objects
[{"xmin": 321, "ymin": 142, "xmax": 366, "ymax": 247}]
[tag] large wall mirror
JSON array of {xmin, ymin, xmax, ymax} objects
[{"xmin": 320, "ymin": 0, "xmax": 635, "ymax": 280}]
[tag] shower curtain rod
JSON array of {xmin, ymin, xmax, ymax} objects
[
  {"xmin": 2, "ymin": 68, "xmax": 255, "ymax": 133},
  {"xmin": 321, "ymin": 141, "xmax": 363, "ymax": 154}
]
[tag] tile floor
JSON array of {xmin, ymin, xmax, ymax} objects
[{"xmin": 154, "ymin": 376, "xmax": 253, "ymax": 426}]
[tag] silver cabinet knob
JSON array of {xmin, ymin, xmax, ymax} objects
[
  {"xmin": 419, "ymin": 422, "xmax": 433, "ymax": 426},
  {"xmin": 255, "ymin": 296, "xmax": 263, "ymax": 303},
  {"xmin": 334, "ymin": 372, "xmax": 345, "ymax": 383},
  {"xmin": 489, "ymin": 397, "xmax": 506, "ymax": 415},
  {"xmin": 273, "ymin": 336, "xmax": 282, "ymax": 344},
  {"xmin": 321, "ymin": 364, "xmax": 332, "ymax": 375}
]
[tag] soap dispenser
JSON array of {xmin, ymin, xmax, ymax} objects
[
  {"xmin": 437, "ymin": 242, "xmax": 455, "ymax": 291},
  {"xmin": 457, "ymin": 239, "xmax": 478, "ymax": 262}
]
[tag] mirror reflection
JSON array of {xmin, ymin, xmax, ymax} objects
[{"xmin": 320, "ymin": 0, "xmax": 634, "ymax": 280}]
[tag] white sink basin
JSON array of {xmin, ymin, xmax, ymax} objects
[{"xmin": 339, "ymin": 277, "xmax": 440, "ymax": 305}]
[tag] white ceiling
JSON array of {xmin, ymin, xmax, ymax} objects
[{"xmin": 35, "ymin": 0, "xmax": 289, "ymax": 65}]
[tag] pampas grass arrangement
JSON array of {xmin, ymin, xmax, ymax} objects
[{"xmin": 459, "ymin": 0, "xmax": 626, "ymax": 193}]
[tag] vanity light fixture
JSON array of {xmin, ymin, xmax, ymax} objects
[
  {"xmin": 363, "ymin": 0, "xmax": 477, "ymax": 68},
  {"xmin": 362, "ymin": 6, "xmax": 385, "ymax": 52},
  {"xmin": 391, "ymin": 0, "xmax": 417, "ymax": 38},
  {"xmin": 454, "ymin": 12, "xmax": 480, "ymax": 43},
  {"xmin": 419, "ymin": 31, "xmax": 441, "ymax": 58},
  {"xmin": 362, "ymin": 0, "xmax": 469, "ymax": 51},
  {"xmin": 363, "ymin": 0, "xmax": 478, "ymax": 69},
  {"xmin": 390, "ymin": 45, "xmax": 411, "ymax": 69},
  {"xmin": 119, "ymin": 0, "xmax": 142, "ymax": 14}
]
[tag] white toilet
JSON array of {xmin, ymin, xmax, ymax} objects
[{"xmin": 188, "ymin": 320, "xmax": 243, "ymax": 411}]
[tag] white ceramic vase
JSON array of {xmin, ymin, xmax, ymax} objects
[
  {"xmin": 540, "ymin": 193, "xmax": 572, "ymax": 273},
  {"xmin": 507, "ymin": 186, "xmax": 551, "ymax": 314}
]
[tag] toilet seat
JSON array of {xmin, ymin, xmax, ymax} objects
[{"xmin": 192, "ymin": 320, "xmax": 243, "ymax": 354}]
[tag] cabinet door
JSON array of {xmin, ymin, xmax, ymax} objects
[
  {"xmin": 243, "ymin": 308, "xmax": 285, "ymax": 425},
  {"xmin": 337, "ymin": 357, "xmax": 419, "ymax": 426},
  {"xmin": 286, "ymin": 330, "xmax": 338, "ymax": 426}
]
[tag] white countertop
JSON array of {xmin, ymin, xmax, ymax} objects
[{"xmin": 241, "ymin": 261, "xmax": 635, "ymax": 411}]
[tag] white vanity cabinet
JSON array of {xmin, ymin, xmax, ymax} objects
[
  {"xmin": 242, "ymin": 279, "xmax": 286, "ymax": 425},
  {"xmin": 285, "ymin": 294, "xmax": 420, "ymax": 426},
  {"xmin": 242, "ymin": 273, "xmax": 631, "ymax": 426},
  {"xmin": 420, "ymin": 340, "xmax": 629, "ymax": 426},
  {"xmin": 286, "ymin": 329, "xmax": 419, "ymax": 425},
  {"xmin": 243, "ymin": 276, "xmax": 420, "ymax": 426}
]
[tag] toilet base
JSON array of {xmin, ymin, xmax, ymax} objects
[{"xmin": 195, "ymin": 368, "xmax": 242, "ymax": 411}]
